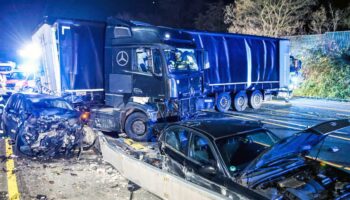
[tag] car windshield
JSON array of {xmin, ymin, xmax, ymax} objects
[
  {"xmin": 6, "ymin": 72, "xmax": 26, "ymax": 80},
  {"xmin": 31, "ymin": 99, "xmax": 73, "ymax": 110},
  {"xmin": 215, "ymin": 130, "xmax": 279, "ymax": 175},
  {"xmin": 164, "ymin": 48, "xmax": 199, "ymax": 74}
]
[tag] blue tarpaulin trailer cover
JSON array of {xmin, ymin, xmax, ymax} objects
[
  {"xmin": 56, "ymin": 20, "xmax": 105, "ymax": 92},
  {"xmin": 33, "ymin": 19, "xmax": 105, "ymax": 96},
  {"xmin": 187, "ymin": 31, "xmax": 288, "ymax": 94}
]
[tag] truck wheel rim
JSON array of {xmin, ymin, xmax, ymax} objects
[
  {"xmin": 220, "ymin": 97, "xmax": 228, "ymax": 107},
  {"xmin": 132, "ymin": 120, "xmax": 146, "ymax": 135},
  {"xmin": 238, "ymin": 97, "xmax": 245, "ymax": 106},
  {"xmin": 253, "ymin": 95, "xmax": 261, "ymax": 105}
]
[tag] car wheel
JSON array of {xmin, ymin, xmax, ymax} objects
[
  {"xmin": 216, "ymin": 92, "xmax": 231, "ymax": 113},
  {"xmin": 125, "ymin": 112, "xmax": 153, "ymax": 142},
  {"xmin": 248, "ymin": 90, "xmax": 263, "ymax": 109},
  {"xmin": 232, "ymin": 91, "xmax": 248, "ymax": 112}
]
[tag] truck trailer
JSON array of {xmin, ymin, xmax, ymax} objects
[
  {"xmin": 32, "ymin": 17, "xmax": 289, "ymax": 141},
  {"xmin": 188, "ymin": 31, "xmax": 290, "ymax": 112}
]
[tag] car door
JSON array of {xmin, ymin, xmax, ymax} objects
[
  {"xmin": 184, "ymin": 132, "xmax": 227, "ymax": 195},
  {"xmin": 161, "ymin": 126, "xmax": 190, "ymax": 178},
  {"xmin": 3, "ymin": 94, "xmax": 20, "ymax": 136}
]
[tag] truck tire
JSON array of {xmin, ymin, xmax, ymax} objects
[
  {"xmin": 125, "ymin": 112, "xmax": 153, "ymax": 142},
  {"xmin": 232, "ymin": 91, "xmax": 248, "ymax": 112},
  {"xmin": 248, "ymin": 90, "xmax": 263, "ymax": 109},
  {"xmin": 216, "ymin": 92, "xmax": 231, "ymax": 112}
]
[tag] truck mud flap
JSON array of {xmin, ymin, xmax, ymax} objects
[{"xmin": 97, "ymin": 132, "xmax": 231, "ymax": 200}]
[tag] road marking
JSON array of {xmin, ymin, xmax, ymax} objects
[
  {"xmin": 292, "ymin": 104, "xmax": 350, "ymax": 113},
  {"xmin": 262, "ymin": 107, "xmax": 329, "ymax": 119},
  {"xmin": 123, "ymin": 139, "xmax": 146, "ymax": 151},
  {"xmin": 227, "ymin": 113, "xmax": 350, "ymax": 142},
  {"xmin": 235, "ymin": 112, "xmax": 308, "ymax": 128},
  {"xmin": 5, "ymin": 139, "xmax": 20, "ymax": 200}
]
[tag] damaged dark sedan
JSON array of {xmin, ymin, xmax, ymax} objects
[
  {"xmin": 2, "ymin": 93, "xmax": 83, "ymax": 157},
  {"xmin": 159, "ymin": 118, "xmax": 350, "ymax": 200}
]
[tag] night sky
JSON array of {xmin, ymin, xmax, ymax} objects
[
  {"xmin": 0, "ymin": 0, "xmax": 160, "ymax": 60},
  {"xmin": 0, "ymin": 0, "xmax": 349, "ymax": 61}
]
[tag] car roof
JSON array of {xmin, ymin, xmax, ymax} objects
[{"xmin": 174, "ymin": 118, "xmax": 264, "ymax": 140}]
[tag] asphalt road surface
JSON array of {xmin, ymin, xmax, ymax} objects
[{"xmin": 0, "ymin": 97, "xmax": 349, "ymax": 200}]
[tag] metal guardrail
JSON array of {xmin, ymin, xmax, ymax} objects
[{"xmin": 97, "ymin": 132, "xmax": 236, "ymax": 200}]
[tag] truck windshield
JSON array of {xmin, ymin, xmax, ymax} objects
[{"xmin": 164, "ymin": 48, "xmax": 199, "ymax": 74}]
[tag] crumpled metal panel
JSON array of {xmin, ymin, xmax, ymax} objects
[{"xmin": 188, "ymin": 31, "xmax": 281, "ymax": 93}]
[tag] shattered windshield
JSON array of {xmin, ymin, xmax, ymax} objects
[
  {"xmin": 164, "ymin": 48, "xmax": 199, "ymax": 73},
  {"xmin": 31, "ymin": 99, "xmax": 73, "ymax": 110},
  {"xmin": 215, "ymin": 130, "xmax": 279, "ymax": 174}
]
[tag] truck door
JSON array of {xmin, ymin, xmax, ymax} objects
[{"xmin": 132, "ymin": 48, "xmax": 164, "ymax": 98}]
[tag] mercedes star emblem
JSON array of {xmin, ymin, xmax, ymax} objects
[{"xmin": 116, "ymin": 51, "xmax": 129, "ymax": 66}]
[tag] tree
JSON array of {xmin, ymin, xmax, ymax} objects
[
  {"xmin": 224, "ymin": 0, "xmax": 315, "ymax": 37},
  {"xmin": 309, "ymin": 6, "xmax": 329, "ymax": 34},
  {"xmin": 329, "ymin": 4, "xmax": 344, "ymax": 32},
  {"xmin": 158, "ymin": 0, "xmax": 205, "ymax": 28},
  {"xmin": 194, "ymin": 1, "xmax": 227, "ymax": 32}
]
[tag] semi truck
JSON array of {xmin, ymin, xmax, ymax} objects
[{"xmin": 32, "ymin": 17, "xmax": 290, "ymax": 141}]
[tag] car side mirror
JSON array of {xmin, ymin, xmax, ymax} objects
[{"xmin": 199, "ymin": 164, "xmax": 218, "ymax": 175}]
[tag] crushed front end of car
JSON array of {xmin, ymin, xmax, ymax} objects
[{"xmin": 16, "ymin": 115, "xmax": 83, "ymax": 158}]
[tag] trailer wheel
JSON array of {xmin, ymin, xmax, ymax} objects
[
  {"xmin": 125, "ymin": 112, "xmax": 153, "ymax": 142},
  {"xmin": 248, "ymin": 90, "xmax": 263, "ymax": 109},
  {"xmin": 232, "ymin": 91, "xmax": 248, "ymax": 112},
  {"xmin": 216, "ymin": 92, "xmax": 231, "ymax": 112}
]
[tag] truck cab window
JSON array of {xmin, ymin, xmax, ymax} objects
[
  {"xmin": 136, "ymin": 48, "xmax": 152, "ymax": 74},
  {"xmin": 152, "ymin": 49, "xmax": 162, "ymax": 76},
  {"xmin": 164, "ymin": 48, "xmax": 199, "ymax": 74}
]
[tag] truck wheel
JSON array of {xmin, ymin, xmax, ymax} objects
[
  {"xmin": 125, "ymin": 112, "xmax": 153, "ymax": 142},
  {"xmin": 232, "ymin": 91, "xmax": 248, "ymax": 112},
  {"xmin": 248, "ymin": 90, "xmax": 263, "ymax": 109},
  {"xmin": 216, "ymin": 92, "xmax": 231, "ymax": 112}
]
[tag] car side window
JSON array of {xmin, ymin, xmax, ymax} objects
[
  {"xmin": 164, "ymin": 128, "xmax": 190, "ymax": 154},
  {"xmin": 189, "ymin": 134, "xmax": 216, "ymax": 165}
]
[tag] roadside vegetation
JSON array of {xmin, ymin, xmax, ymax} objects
[{"xmin": 293, "ymin": 49, "xmax": 350, "ymax": 100}]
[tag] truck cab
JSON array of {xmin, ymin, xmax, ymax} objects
[{"xmin": 92, "ymin": 19, "xmax": 212, "ymax": 141}]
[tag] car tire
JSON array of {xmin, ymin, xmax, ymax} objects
[
  {"xmin": 248, "ymin": 90, "xmax": 263, "ymax": 109},
  {"xmin": 216, "ymin": 92, "xmax": 231, "ymax": 113},
  {"xmin": 232, "ymin": 91, "xmax": 248, "ymax": 112},
  {"xmin": 14, "ymin": 128, "xmax": 32, "ymax": 158},
  {"xmin": 125, "ymin": 112, "xmax": 153, "ymax": 142}
]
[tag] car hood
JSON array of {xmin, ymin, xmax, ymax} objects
[
  {"xmin": 31, "ymin": 108, "xmax": 79, "ymax": 119},
  {"xmin": 247, "ymin": 119, "xmax": 350, "ymax": 172}
]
